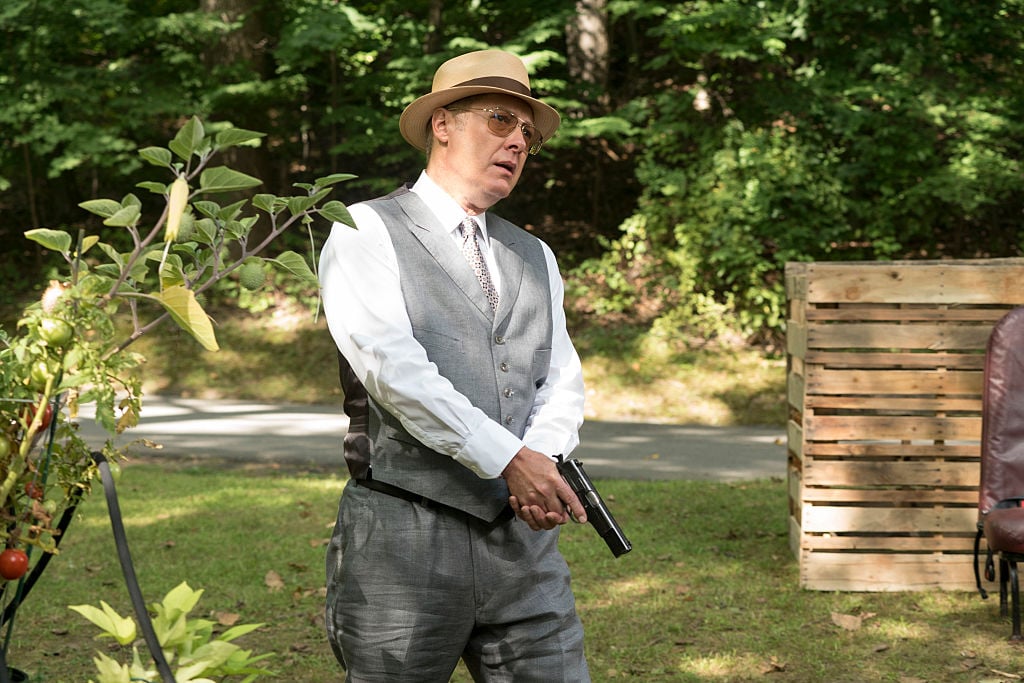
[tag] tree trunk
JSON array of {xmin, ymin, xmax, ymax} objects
[{"xmin": 566, "ymin": 0, "xmax": 610, "ymax": 111}]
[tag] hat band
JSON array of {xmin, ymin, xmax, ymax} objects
[{"xmin": 452, "ymin": 76, "xmax": 532, "ymax": 97}]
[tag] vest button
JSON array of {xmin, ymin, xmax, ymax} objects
[
  {"xmin": 500, "ymin": 362, "xmax": 510, "ymax": 372},
  {"xmin": 503, "ymin": 388, "xmax": 514, "ymax": 398},
  {"xmin": 504, "ymin": 416, "xmax": 514, "ymax": 425},
  {"xmin": 494, "ymin": 335, "xmax": 505, "ymax": 344}
]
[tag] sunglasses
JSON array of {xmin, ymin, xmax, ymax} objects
[{"xmin": 446, "ymin": 106, "xmax": 544, "ymax": 155}]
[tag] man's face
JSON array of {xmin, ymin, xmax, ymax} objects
[{"xmin": 430, "ymin": 94, "xmax": 537, "ymax": 214}]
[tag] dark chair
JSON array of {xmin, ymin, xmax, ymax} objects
[{"xmin": 975, "ymin": 306, "xmax": 1024, "ymax": 641}]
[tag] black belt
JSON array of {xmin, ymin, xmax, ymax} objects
[{"xmin": 353, "ymin": 477, "xmax": 515, "ymax": 527}]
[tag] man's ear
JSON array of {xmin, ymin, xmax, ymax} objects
[{"xmin": 430, "ymin": 107, "xmax": 451, "ymax": 145}]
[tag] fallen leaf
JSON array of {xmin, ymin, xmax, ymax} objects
[
  {"xmin": 760, "ymin": 656, "xmax": 786, "ymax": 674},
  {"xmin": 214, "ymin": 612, "xmax": 240, "ymax": 626},
  {"xmin": 831, "ymin": 612, "xmax": 863, "ymax": 631},
  {"xmin": 873, "ymin": 643, "xmax": 890, "ymax": 653},
  {"xmin": 309, "ymin": 538, "xmax": 331, "ymax": 548},
  {"xmin": 288, "ymin": 562, "xmax": 309, "ymax": 572},
  {"xmin": 265, "ymin": 570, "xmax": 285, "ymax": 592}
]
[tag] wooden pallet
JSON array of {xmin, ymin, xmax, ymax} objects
[{"xmin": 786, "ymin": 259, "xmax": 1024, "ymax": 591}]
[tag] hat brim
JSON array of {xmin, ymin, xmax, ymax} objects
[{"xmin": 399, "ymin": 85, "xmax": 561, "ymax": 153}]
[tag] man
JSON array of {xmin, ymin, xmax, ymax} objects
[{"xmin": 320, "ymin": 49, "xmax": 590, "ymax": 682}]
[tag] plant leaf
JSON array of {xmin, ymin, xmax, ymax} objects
[
  {"xmin": 69, "ymin": 601, "xmax": 138, "ymax": 646},
  {"xmin": 318, "ymin": 200, "xmax": 354, "ymax": 228},
  {"xmin": 156, "ymin": 286, "xmax": 219, "ymax": 351},
  {"xmin": 215, "ymin": 128, "xmax": 265, "ymax": 149},
  {"xmin": 139, "ymin": 146, "xmax": 173, "ymax": 167},
  {"xmin": 103, "ymin": 204, "xmax": 141, "ymax": 228},
  {"xmin": 313, "ymin": 173, "xmax": 357, "ymax": 188},
  {"xmin": 270, "ymin": 251, "xmax": 318, "ymax": 287},
  {"xmin": 78, "ymin": 198, "xmax": 123, "ymax": 218},
  {"xmin": 25, "ymin": 228, "xmax": 73, "ymax": 254},
  {"xmin": 169, "ymin": 116, "xmax": 205, "ymax": 161},
  {"xmin": 199, "ymin": 167, "xmax": 261, "ymax": 194},
  {"xmin": 78, "ymin": 234, "xmax": 101, "ymax": 255}
]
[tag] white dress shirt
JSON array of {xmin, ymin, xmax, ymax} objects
[{"xmin": 319, "ymin": 171, "xmax": 585, "ymax": 479}]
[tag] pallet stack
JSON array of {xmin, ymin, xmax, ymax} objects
[{"xmin": 786, "ymin": 259, "xmax": 1024, "ymax": 591}]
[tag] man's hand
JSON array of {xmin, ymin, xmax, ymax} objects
[{"xmin": 503, "ymin": 446, "xmax": 587, "ymax": 531}]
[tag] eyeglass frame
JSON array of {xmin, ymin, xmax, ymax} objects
[{"xmin": 444, "ymin": 106, "xmax": 545, "ymax": 155}]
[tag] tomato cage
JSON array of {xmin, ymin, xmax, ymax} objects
[{"xmin": 0, "ymin": 393, "xmax": 176, "ymax": 683}]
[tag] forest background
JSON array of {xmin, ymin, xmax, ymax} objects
[{"xmin": 2, "ymin": 0, "xmax": 1023, "ymax": 415}]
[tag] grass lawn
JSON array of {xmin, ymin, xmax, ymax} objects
[{"xmin": 1, "ymin": 460, "xmax": 1021, "ymax": 682}]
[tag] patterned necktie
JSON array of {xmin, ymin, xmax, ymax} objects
[{"xmin": 460, "ymin": 217, "xmax": 499, "ymax": 311}]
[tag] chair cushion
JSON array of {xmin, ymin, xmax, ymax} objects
[{"xmin": 985, "ymin": 506, "xmax": 1024, "ymax": 554}]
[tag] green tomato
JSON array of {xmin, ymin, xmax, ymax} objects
[
  {"xmin": 38, "ymin": 317, "xmax": 73, "ymax": 348},
  {"xmin": 27, "ymin": 359, "xmax": 57, "ymax": 392},
  {"xmin": 0, "ymin": 435, "xmax": 12, "ymax": 460}
]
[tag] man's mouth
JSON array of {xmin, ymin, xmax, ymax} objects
[{"xmin": 494, "ymin": 160, "xmax": 516, "ymax": 175}]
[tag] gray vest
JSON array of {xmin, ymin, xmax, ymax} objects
[{"xmin": 338, "ymin": 187, "xmax": 554, "ymax": 522}]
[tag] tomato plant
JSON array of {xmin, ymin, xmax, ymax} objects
[{"xmin": 0, "ymin": 549, "xmax": 29, "ymax": 581}]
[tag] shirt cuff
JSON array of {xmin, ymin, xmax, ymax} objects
[{"xmin": 455, "ymin": 419, "xmax": 524, "ymax": 479}]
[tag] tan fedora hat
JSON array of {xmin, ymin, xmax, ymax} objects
[{"xmin": 399, "ymin": 49, "xmax": 561, "ymax": 152}]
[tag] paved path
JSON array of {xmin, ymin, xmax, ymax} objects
[{"xmin": 78, "ymin": 395, "xmax": 788, "ymax": 481}]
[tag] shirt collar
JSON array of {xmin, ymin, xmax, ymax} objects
[{"xmin": 411, "ymin": 171, "xmax": 489, "ymax": 240}]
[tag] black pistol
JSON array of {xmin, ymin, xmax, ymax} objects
[{"xmin": 557, "ymin": 457, "xmax": 632, "ymax": 557}]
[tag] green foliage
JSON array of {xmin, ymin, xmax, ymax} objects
[
  {"xmin": 71, "ymin": 581, "xmax": 273, "ymax": 683},
  {"xmin": 4, "ymin": 0, "xmax": 1024, "ymax": 343},
  {"xmin": 578, "ymin": 0, "xmax": 1024, "ymax": 342},
  {"xmin": 0, "ymin": 117, "xmax": 348, "ymax": 572}
]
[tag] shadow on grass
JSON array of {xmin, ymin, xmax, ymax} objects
[{"xmin": 7, "ymin": 466, "xmax": 1021, "ymax": 683}]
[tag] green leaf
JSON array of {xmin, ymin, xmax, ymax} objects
[
  {"xmin": 158, "ymin": 254, "xmax": 186, "ymax": 289},
  {"xmin": 69, "ymin": 602, "xmax": 138, "ymax": 646},
  {"xmin": 193, "ymin": 201, "xmax": 221, "ymax": 219},
  {"xmin": 271, "ymin": 251, "xmax": 318, "ymax": 287},
  {"xmin": 139, "ymin": 146, "xmax": 173, "ymax": 167},
  {"xmin": 218, "ymin": 623, "xmax": 265, "ymax": 642},
  {"xmin": 25, "ymin": 228, "xmax": 73, "ymax": 254},
  {"xmin": 164, "ymin": 581, "xmax": 203, "ymax": 609},
  {"xmin": 137, "ymin": 180, "xmax": 168, "ymax": 194},
  {"xmin": 169, "ymin": 116, "xmax": 205, "ymax": 161},
  {"xmin": 103, "ymin": 204, "xmax": 141, "ymax": 227},
  {"xmin": 78, "ymin": 234, "xmax": 101, "ymax": 255},
  {"xmin": 78, "ymin": 199, "xmax": 122, "ymax": 218},
  {"xmin": 199, "ymin": 166, "xmax": 262, "ymax": 194},
  {"xmin": 287, "ymin": 195, "xmax": 318, "ymax": 215},
  {"xmin": 96, "ymin": 242, "xmax": 125, "ymax": 267},
  {"xmin": 156, "ymin": 286, "xmax": 219, "ymax": 351},
  {"xmin": 313, "ymin": 173, "xmax": 358, "ymax": 189},
  {"xmin": 194, "ymin": 218, "xmax": 217, "ymax": 245},
  {"xmin": 217, "ymin": 199, "xmax": 248, "ymax": 221},
  {"xmin": 91, "ymin": 651, "xmax": 132, "ymax": 683},
  {"xmin": 252, "ymin": 194, "xmax": 278, "ymax": 213},
  {"xmin": 215, "ymin": 128, "xmax": 265, "ymax": 149},
  {"xmin": 319, "ymin": 200, "xmax": 355, "ymax": 227}
]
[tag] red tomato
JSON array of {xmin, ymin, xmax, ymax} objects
[
  {"xmin": 24, "ymin": 481, "xmax": 43, "ymax": 501},
  {"xmin": 23, "ymin": 401, "xmax": 53, "ymax": 431},
  {"xmin": 0, "ymin": 549, "xmax": 29, "ymax": 581}
]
